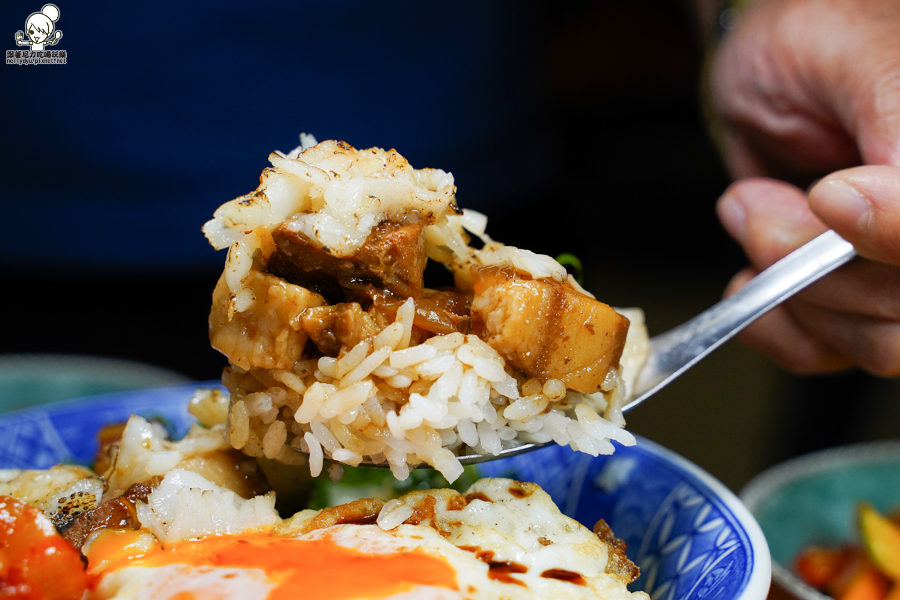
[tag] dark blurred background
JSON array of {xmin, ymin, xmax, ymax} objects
[{"xmin": 2, "ymin": 0, "xmax": 899, "ymax": 491}]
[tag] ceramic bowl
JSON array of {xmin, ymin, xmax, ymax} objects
[
  {"xmin": 0, "ymin": 353, "xmax": 189, "ymax": 412},
  {"xmin": 740, "ymin": 441, "xmax": 900, "ymax": 600},
  {"xmin": 0, "ymin": 383, "xmax": 771, "ymax": 600}
]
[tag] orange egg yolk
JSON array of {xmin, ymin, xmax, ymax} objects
[{"xmin": 87, "ymin": 530, "xmax": 459, "ymax": 600}]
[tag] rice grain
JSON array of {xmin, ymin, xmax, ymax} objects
[
  {"xmin": 377, "ymin": 499, "xmax": 414, "ymax": 531},
  {"xmin": 304, "ymin": 432, "xmax": 323, "ymax": 477},
  {"xmin": 263, "ymin": 421, "xmax": 287, "ymax": 459},
  {"xmin": 229, "ymin": 400, "xmax": 250, "ymax": 449}
]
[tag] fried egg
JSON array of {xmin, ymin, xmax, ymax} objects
[
  {"xmin": 82, "ymin": 477, "xmax": 648, "ymax": 600},
  {"xmin": 4, "ymin": 414, "xmax": 647, "ymax": 600},
  {"xmin": 86, "ymin": 525, "xmax": 640, "ymax": 600}
]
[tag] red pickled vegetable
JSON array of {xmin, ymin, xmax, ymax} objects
[{"xmin": 0, "ymin": 495, "xmax": 87, "ymax": 600}]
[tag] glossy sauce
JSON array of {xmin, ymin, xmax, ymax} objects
[
  {"xmin": 458, "ymin": 546, "xmax": 528, "ymax": 587},
  {"xmin": 541, "ymin": 568, "xmax": 587, "ymax": 586},
  {"xmin": 87, "ymin": 532, "xmax": 459, "ymax": 600},
  {"xmin": 485, "ymin": 561, "xmax": 528, "ymax": 586}
]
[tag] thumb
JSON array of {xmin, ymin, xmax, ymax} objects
[
  {"xmin": 717, "ymin": 177, "xmax": 827, "ymax": 270},
  {"xmin": 809, "ymin": 165, "xmax": 900, "ymax": 264}
]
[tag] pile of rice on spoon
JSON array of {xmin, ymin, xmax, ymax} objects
[{"xmin": 203, "ymin": 135, "xmax": 648, "ymax": 483}]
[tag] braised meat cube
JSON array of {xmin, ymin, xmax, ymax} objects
[
  {"xmin": 209, "ymin": 269, "xmax": 325, "ymax": 371},
  {"xmin": 299, "ymin": 302, "xmax": 383, "ymax": 356},
  {"xmin": 470, "ymin": 266, "xmax": 630, "ymax": 393},
  {"xmin": 268, "ymin": 215, "xmax": 427, "ymax": 302}
]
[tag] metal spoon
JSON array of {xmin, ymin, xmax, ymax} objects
[
  {"xmin": 349, "ymin": 230, "xmax": 855, "ymax": 468},
  {"xmin": 434, "ymin": 230, "xmax": 857, "ymax": 465}
]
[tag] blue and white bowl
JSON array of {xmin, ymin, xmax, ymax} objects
[{"xmin": 0, "ymin": 383, "xmax": 771, "ymax": 600}]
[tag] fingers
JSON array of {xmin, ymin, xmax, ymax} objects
[
  {"xmin": 708, "ymin": 0, "xmax": 900, "ymax": 376},
  {"xmin": 716, "ymin": 177, "xmax": 827, "ymax": 269},
  {"xmin": 710, "ymin": 0, "xmax": 900, "ymax": 182},
  {"xmin": 792, "ymin": 259, "xmax": 900, "ymax": 322},
  {"xmin": 725, "ymin": 269, "xmax": 854, "ymax": 374},
  {"xmin": 719, "ymin": 175, "xmax": 900, "ymax": 321},
  {"xmin": 735, "ymin": 299, "xmax": 900, "ymax": 376},
  {"xmin": 809, "ymin": 165, "xmax": 900, "ymax": 264},
  {"xmin": 710, "ymin": 0, "xmax": 865, "ymax": 182},
  {"xmin": 788, "ymin": 301, "xmax": 900, "ymax": 377},
  {"xmin": 718, "ymin": 175, "xmax": 900, "ymax": 375},
  {"xmin": 827, "ymin": 7, "xmax": 900, "ymax": 167},
  {"xmin": 725, "ymin": 268, "xmax": 900, "ymax": 376}
]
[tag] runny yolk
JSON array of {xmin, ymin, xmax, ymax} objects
[{"xmin": 87, "ymin": 531, "xmax": 459, "ymax": 600}]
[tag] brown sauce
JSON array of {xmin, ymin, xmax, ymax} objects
[
  {"xmin": 333, "ymin": 512, "xmax": 379, "ymax": 526},
  {"xmin": 463, "ymin": 491, "xmax": 493, "ymax": 504},
  {"xmin": 486, "ymin": 561, "xmax": 528, "ymax": 586},
  {"xmin": 458, "ymin": 546, "xmax": 529, "ymax": 587},
  {"xmin": 403, "ymin": 495, "xmax": 437, "ymax": 526},
  {"xmin": 507, "ymin": 482, "xmax": 533, "ymax": 499},
  {"xmin": 541, "ymin": 569, "xmax": 587, "ymax": 586}
]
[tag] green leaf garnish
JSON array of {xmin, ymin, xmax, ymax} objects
[{"xmin": 556, "ymin": 253, "xmax": 584, "ymax": 284}]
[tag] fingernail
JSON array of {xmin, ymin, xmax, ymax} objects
[
  {"xmin": 811, "ymin": 179, "xmax": 872, "ymax": 235},
  {"xmin": 717, "ymin": 190, "xmax": 747, "ymax": 243}
]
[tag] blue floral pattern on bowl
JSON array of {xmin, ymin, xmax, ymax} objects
[
  {"xmin": 482, "ymin": 440, "xmax": 763, "ymax": 600},
  {"xmin": 0, "ymin": 384, "xmax": 770, "ymax": 600}
]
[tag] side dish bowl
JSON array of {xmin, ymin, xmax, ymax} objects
[
  {"xmin": 0, "ymin": 383, "xmax": 771, "ymax": 600},
  {"xmin": 740, "ymin": 441, "xmax": 900, "ymax": 600}
]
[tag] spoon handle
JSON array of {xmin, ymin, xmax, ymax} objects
[{"xmin": 627, "ymin": 230, "xmax": 857, "ymax": 410}]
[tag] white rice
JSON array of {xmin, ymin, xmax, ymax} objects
[
  {"xmin": 224, "ymin": 297, "xmax": 636, "ymax": 483},
  {"xmin": 208, "ymin": 138, "xmax": 646, "ymax": 483},
  {"xmin": 376, "ymin": 498, "xmax": 415, "ymax": 531}
]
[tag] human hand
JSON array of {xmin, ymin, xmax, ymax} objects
[
  {"xmin": 708, "ymin": 0, "xmax": 900, "ymax": 375},
  {"xmin": 710, "ymin": 0, "xmax": 900, "ymax": 185},
  {"xmin": 717, "ymin": 167, "xmax": 900, "ymax": 376}
]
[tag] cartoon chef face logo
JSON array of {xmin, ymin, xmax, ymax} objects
[{"xmin": 15, "ymin": 4, "xmax": 63, "ymax": 51}]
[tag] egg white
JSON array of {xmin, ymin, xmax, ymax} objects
[
  {"xmin": 90, "ymin": 564, "xmax": 274, "ymax": 600},
  {"xmin": 88, "ymin": 523, "xmax": 643, "ymax": 600}
]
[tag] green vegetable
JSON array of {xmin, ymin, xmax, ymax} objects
[
  {"xmin": 556, "ymin": 253, "xmax": 584, "ymax": 284},
  {"xmin": 309, "ymin": 464, "xmax": 481, "ymax": 509}
]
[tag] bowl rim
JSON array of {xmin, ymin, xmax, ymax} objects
[
  {"xmin": 0, "ymin": 378, "xmax": 214, "ymax": 417},
  {"xmin": 739, "ymin": 440, "xmax": 900, "ymax": 600},
  {"xmin": 740, "ymin": 440, "xmax": 900, "ymax": 512}
]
